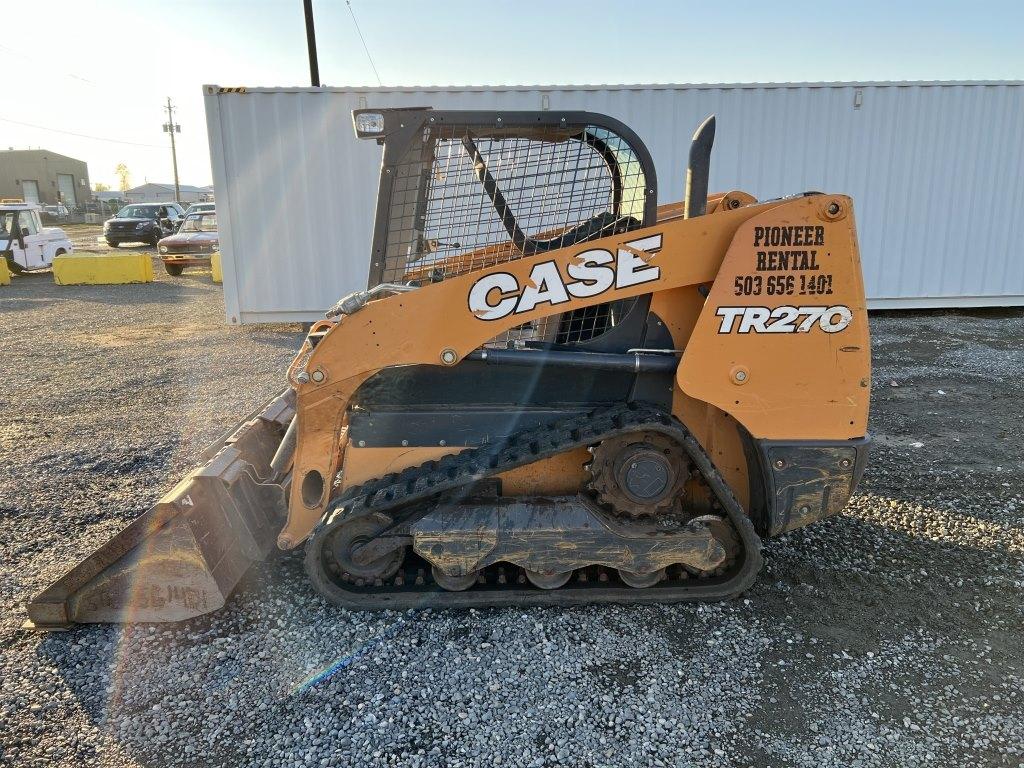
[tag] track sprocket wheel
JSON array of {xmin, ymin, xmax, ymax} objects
[{"xmin": 587, "ymin": 431, "xmax": 691, "ymax": 518}]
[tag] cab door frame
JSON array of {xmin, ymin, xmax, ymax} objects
[{"xmin": 18, "ymin": 210, "xmax": 47, "ymax": 268}]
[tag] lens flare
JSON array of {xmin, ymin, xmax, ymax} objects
[{"xmin": 291, "ymin": 615, "xmax": 413, "ymax": 695}]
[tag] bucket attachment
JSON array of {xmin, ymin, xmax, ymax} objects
[{"xmin": 25, "ymin": 389, "xmax": 295, "ymax": 629}]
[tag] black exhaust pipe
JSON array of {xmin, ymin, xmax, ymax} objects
[{"xmin": 683, "ymin": 115, "xmax": 715, "ymax": 219}]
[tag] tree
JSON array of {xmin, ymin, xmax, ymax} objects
[
  {"xmin": 94, "ymin": 182, "xmax": 110, "ymax": 192},
  {"xmin": 115, "ymin": 164, "xmax": 131, "ymax": 193}
]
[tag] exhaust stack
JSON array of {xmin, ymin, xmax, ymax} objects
[{"xmin": 683, "ymin": 115, "xmax": 716, "ymax": 219}]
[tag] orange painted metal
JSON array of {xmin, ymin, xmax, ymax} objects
[{"xmin": 677, "ymin": 196, "xmax": 870, "ymax": 439}]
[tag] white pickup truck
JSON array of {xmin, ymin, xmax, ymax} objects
[{"xmin": 1, "ymin": 200, "xmax": 74, "ymax": 273}]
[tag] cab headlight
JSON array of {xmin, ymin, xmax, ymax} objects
[
  {"xmin": 353, "ymin": 111, "xmax": 385, "ymax": 137},
  {"xmin": 159, "ymin": 245, "xmax": 168, "ymax": 254}
]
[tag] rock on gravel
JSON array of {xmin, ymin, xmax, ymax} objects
[{"xmin": 1, "ymin": 274, "xmax": 1023, "ymax": 768}]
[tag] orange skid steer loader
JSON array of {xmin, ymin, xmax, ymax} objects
[{"xmin": 26, "ymin": 108, "xmax": 870, "ymax": 627}]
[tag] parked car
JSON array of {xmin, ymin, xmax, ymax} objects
[
  {"xmin": 183, "ymin": 202, "xmax": 215, "ymax": 217},
  {"xmin": 177, "ymin": 202, "xmax": 215, "ymax": 231},
  {"xmin": 158, "ymin": 211, "xmax": 218, "ymax": 275},
  {"xmin": 0, "ymin": 201, "xmax": 73, "ymax": 273},
  {"xmin": 103, "ymin": 203, "xmax": 184, "ymax": 247},
  {"xmin": 40, "ymin": 203, "xmax": 70, "ymax": 222}
]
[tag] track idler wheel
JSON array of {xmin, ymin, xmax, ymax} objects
[{"xmin": 318, "ymin": 513, "xmax": 404, "ymax": 585}]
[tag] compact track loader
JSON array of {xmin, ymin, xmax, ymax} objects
[{"xmin": 26, "ymin": 108, "xmax": 870, "ymax": 627}]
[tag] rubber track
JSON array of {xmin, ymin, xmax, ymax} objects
[{"xmin": 304, "ymin": 403, "xmax": 763, "ymax": 610}]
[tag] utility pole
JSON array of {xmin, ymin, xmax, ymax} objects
[
  {"xmin": 303, "ymin": 0, "xmax": 320, "ymax": 87},
  {"xmin": 162, "ymin": 97, "xmax": 181, "ymax": 203}
]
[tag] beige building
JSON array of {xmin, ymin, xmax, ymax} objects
[{"xmin": 0, "ymin": 149, "xmax": 90, "ymax": 208}]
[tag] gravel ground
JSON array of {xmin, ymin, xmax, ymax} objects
[{"xmin": 1, "ymin": 270, "xmax": 1022, "ymax": 767}]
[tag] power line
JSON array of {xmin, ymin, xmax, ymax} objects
[
  {"xmin": 0, "ymin": 43, "xmax": 101, "ymax": 89},
  {"xmin": 0, "ymin": 116, "xmax": 165, "ymax": 149},
  {"xmin": 345, "ymin": 0, "xmax": 383, "ymax": 87}
]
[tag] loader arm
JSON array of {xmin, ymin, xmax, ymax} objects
[{"xmin": 281, "ymin": 192, "xmax": 869, "ymax": 548}]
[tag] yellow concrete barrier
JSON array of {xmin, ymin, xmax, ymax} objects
[
  {"xmin": 53, "ymin": 253, "xmax": 153, "ymax": 286},
  {"xmin": 211, "ymin": 251, "xmax": 223, "ymax": 284},
  {"xmin": 0, "ymin": 258, "xmax": 9, "ymax": 286}
]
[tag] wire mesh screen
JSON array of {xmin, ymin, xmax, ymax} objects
[{"xmin": 376, "ymin": 122, "xmax": 649, "ymax": 345}]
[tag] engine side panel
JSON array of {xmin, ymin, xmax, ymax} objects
[{"xmin": 678, "ymin": 196, "xmax": 870, "ymax": 440}]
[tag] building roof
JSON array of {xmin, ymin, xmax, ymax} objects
[
  {"xmin": 204, "ymin": 79, "xmax": 1024, "ymax": 94},
  {"xmin": 0, "ymin": 148, "xmax": 86, "ymax": 164},
  {"xmin": 126, "ymin": 182, "xmax": 210, "ymax": 194}
]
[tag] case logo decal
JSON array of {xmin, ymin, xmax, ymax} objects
[
  {"xmin": 715, "ymin": 305, "xmax": 853, "ymax": 334},
  {"xmin": 469, "ymin": 234, "xmax": 663, "ymax": 321}
]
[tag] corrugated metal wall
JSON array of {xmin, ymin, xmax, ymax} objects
[{"xmin": 204, "ymin": 82, "xmax": 1024, "ymax": 323}]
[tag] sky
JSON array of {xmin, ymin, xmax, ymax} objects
[{"xmin": 6, "ymin": 0, "xmax": 1023, "ymax": 190}]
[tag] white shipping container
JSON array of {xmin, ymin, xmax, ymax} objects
[{"xmin": 204, "ymin": 81, "xmax": 1024, "ymax": 324}]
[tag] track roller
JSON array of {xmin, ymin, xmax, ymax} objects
[
  {"xmin": 618, "ymin": 568, "xmax": 666, "ymax": 589},
  {"xmin": 432, "ymin": 566, "xmax": 478, "ymax": 592},
  {"xmin": 525, "ymin": 570, "xmax": 573, "ymax": 590}
]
